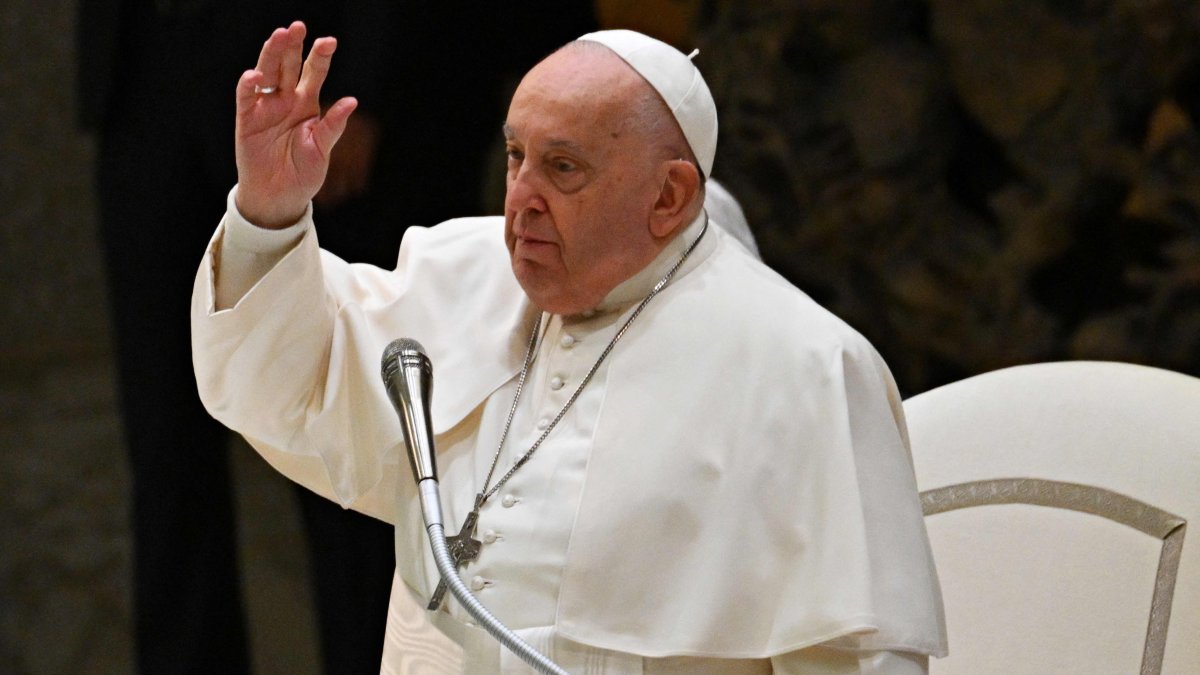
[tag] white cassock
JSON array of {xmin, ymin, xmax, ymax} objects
[{"xmin": 191, "ymin": 187, "xmax": 947, "ymax": 673}]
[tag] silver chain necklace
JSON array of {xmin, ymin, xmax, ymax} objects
[{"xmin": 427, "ymin": 214, "xmax": 709, "ymax": 610}]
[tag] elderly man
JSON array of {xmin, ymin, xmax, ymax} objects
[{"xmin": 192, "ymin": 21, "xmax": 946, "ymax": 673}]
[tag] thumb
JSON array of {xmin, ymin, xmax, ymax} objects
[{"xmin": 311, "ymin": 96, "xmax": 359, "ymax": 157}]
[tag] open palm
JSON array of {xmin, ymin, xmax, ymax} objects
[{"xmin": 234, "ymin": 21, "xmax": 357, "ymax": 229}]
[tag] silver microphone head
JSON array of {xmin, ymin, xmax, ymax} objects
[{"xmin": 381, "ymin": 338, "xmax": 438, "ymax": 483}]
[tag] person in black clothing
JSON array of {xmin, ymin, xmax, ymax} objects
[{"xmin": 76, "ymin": 2, "xmax": 595, "ymax": 672}]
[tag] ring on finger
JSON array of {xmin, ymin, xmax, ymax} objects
[{"xmin": 254, "ymin": 84, "xmax": 278, "ymax": 95}]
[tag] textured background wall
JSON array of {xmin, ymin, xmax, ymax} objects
[
  {"xmin": 4, "ymin": 1, "xmax": 1200, "ymax": 674},
  {"xmin": 1, "ymin": 1, "xmax": 131, "ymax": 671},
  {"xmin": 699, "ymin": 0, "xmax": 1200, "ymax": 394},
  {"xmin": 1, "ymin": 2, "xmax": 319, "ymax": 673}
]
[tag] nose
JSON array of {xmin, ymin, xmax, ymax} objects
[{"xmin": 505, "ymin": 160, "xmax": 548, "ymax": 216}]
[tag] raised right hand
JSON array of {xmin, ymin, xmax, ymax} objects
[{"xmin": 234, "ymin": 21, "xmax": 357, "ymax": 229}]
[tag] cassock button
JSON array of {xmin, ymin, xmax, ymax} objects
[
  {"xmin": 483, "ymin": 529, "xmax": 498, "ymax": 544},
  {"xmin": 536, "ymin": 418, "xmax": 550, "ymax": 431},
  {"xmin": 501, "ymin": 494, "xmax": 518, "ymax": 508},
  {"xmin": 470, "ymin": 576, "xmax": 487, "ymax": 591},
  {"xmin": 550, "ymin": 376, "xmax": 565, "ymax": 390},
  {"xmin": 560, "ymin": 334, "xmax": 576, "ymax": 348}
]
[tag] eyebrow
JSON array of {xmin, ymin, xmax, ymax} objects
[{"xmin": 502, "ymin": 123, "xmax": 589, "ymax": 156}]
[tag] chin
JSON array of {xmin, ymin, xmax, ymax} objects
[{"xmin": 512, "ymin": 262, "xmax": 557, "ymax": 311}]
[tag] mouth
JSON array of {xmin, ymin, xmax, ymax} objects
[
  {"xmin": 517, "ymin": 234, "xmax": 553, "ymax": 246},
  {"xmin": 513, "ymin": 236, "xmax": 558, "ymax": 261},
  {"xmin": 510, "ymin": 221, "xmax": 554, "ymax": 248},
  {"xmin": 507, "ymin": 213, "xmax": 558, "ymax": 261}
]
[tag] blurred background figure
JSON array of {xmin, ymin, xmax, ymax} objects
[
  {"xmin": 706, "ymin": 179, "xmax": 762, "ymax": 258},
  {"xmin": 75, "ymin": 1, "xmax": 593, "ymax": 673}
]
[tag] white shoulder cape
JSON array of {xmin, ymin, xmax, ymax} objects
[{"xmin": 191, "ymin": 212, "xmax": 947, "ymax": 659}]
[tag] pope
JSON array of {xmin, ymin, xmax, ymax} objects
[{"xmin": 192, "ymin": 20, "xmax": 947, "ymax": 673}]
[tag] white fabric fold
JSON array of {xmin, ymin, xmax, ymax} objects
[{"xmin": 191, "ymin": 192, "xmax": 947, "ymax": 660}]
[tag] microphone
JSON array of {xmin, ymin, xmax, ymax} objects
[
  {"xmin": 381, "ymin": 338, "xmax": 438, "ymax": 485},
  {"xmin": 379, "ymin": 338, "xmax": 568, "ymax": 675}
]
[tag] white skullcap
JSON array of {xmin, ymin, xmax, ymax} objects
[{"xmin": 576, "ymin": 29, "xmax": 718, "ymax": 177}]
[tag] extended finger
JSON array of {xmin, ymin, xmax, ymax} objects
[
  {"xmin": 299, "ymin": 37, "xmax": 338, "ymax": 101},
  {"xmin": 311, "ymin": 96, "xmax": 359, "ymax": 157},
  {"xmin": 253, "ymin": 26, "xmax": 291, "ymax": 90},
  {"xmin": 236, "ymin": 69, "xmax": 266, "ymax": 114},
  {"xmin": 280, "ymin": 21, "xmax": 307, "ymax": 92}
]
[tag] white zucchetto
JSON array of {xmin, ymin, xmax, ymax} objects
[{"xmin": 576, "ymin": 29, "xmax": 719, "ymax": 177}]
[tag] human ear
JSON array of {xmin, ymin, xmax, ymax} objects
[{"xmin": 649, "ymin": 159, "xmax": 702, "ymax": 238}]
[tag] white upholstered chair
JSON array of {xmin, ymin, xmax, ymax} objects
[{"xmin": 904, "ymin": 361, "xmax": 1198, "ymax": 675}]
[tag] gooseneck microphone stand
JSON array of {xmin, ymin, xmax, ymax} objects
[{"xmin": 382, "ymin": 339, "xmax": 569, "ymax": 675}]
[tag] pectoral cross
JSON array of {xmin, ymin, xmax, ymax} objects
[{"xmin": 426, "ymin": 497, "xmax": 484, "ymax": 610}]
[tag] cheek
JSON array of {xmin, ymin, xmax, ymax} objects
[
  {"xmin": 561, "ymin": 213, "xmax": 609, "ymax": 269},
  {"xmin": 552, "ymin": 199, "xmax": 587, "ymax": 250}
]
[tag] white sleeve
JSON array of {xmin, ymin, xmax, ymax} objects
[
  {"xmin": 191, "ymin": 185, "xmax": 404, "ymax": 522},
  {"xmin": 213, "ymin": 186, "xmax": 310, "ymax": 310},
  {"xmin": 770, "ymin": 647, "xmax": 928, "ymax": 675}
]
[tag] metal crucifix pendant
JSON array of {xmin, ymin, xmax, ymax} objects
[{"xmin": 426, "ymin": 499, "xmax": 484, "ymax": 610}]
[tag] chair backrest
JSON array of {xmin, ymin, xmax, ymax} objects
[{"xmin": 904, "ymin": 361, "xmax": 1198, "ymax": 675}]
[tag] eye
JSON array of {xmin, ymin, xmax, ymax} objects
[
  {"xmin": 505, "ymin": 146, "xmax": 524, "ymax": 164},
  {"xmin": 541, "ymin": 154, "xmax": 590, "ymax": 193},
  {"xmin": 550, "ymin": 157, "xmax": 578, "ymax": 173}
]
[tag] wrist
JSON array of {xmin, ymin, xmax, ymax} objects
[{"xmin": 233, "ymin": 187, "xmax": 307, "ymax": 230}]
